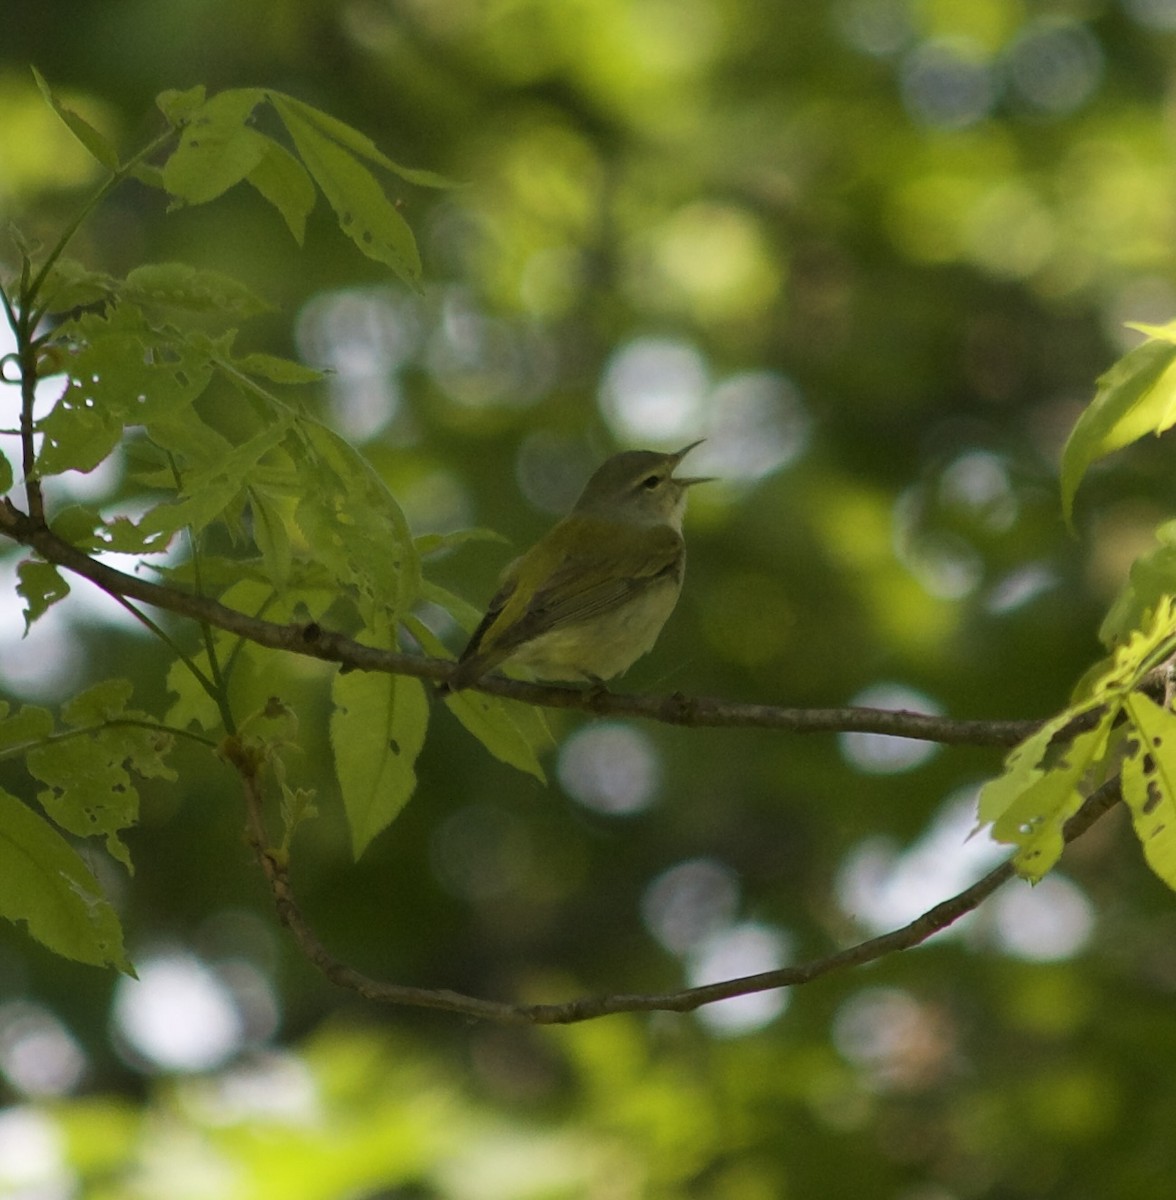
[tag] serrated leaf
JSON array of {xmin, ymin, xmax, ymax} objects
[
  {"xmin": 265, "ymin": 91, "xmax": 457, "ymax": 188},
  {"xmin": 122, "ymin": 263, "xmax": 272, "ymax": 318},
  {"xmin": 37, "ymin": 308, "xmax": 215, "ymax": 477},
  {"xmin": 17, "ymin": 560, "xmax": 69, "ymax": 631},
  {"xmin": 292, "ymin": 419, "xmax": 419, "ymax": 618},
  {"xmin": 38, "ymin": 259, "xmax": 117, "ymax": 314},
  {"xmin": 234, "ymin": 352, "xmax": 324, "ymax": 384},
  {"xmin": 1061, "ymin": 338, "xmax": 1176, "ymax": 524},
  {"xmin": 0, "ymin": 704, "xmax": 54, "ymax": 753},
  {"xmin": 246, "ymin": 136, "xmax": 316, "ymax": 243},
  {"xmin": 331, "ymin": 620, "xmax": 429, "ymax": 857},
  {"xmin": 136, "ymin": 414, "xmax": 293, "ymax": 541},
  {"xmin": 980, "ymin": 707, "xmax": 1114, "ymax": 880},
  {"xmin": 0, "ymin": 787, "xmax": 130, "ymax": 971},
  {"xmin": 32, "ymin": 67, "xmax": 120, "ymax": 170},
  {"xmin": 249, "ymin": 484, "xmax": 294, "ymax": 591},
  {"xmin": 407, "ymin": 616, "xmax": 548, "ymax": 779},
  {"xmin": 414, "ymin": 527, "xmax": 509, "ymax": 558},
  {"xmin": 1099, "ymin": 521, "xmax": 1176, "ymax": 647},
  {"xmin": 1122, "ymin": 693, "xmax": 1176, "ymax": 892},
  {"xmin": 271, "ymin": 96, "xmax": 421, "ymax": 286},
  {"xmin": 161, "ymin": 89, "xmax": 268, "ymax": 205},
  {"xmin": 62, "ymin": 678, "xmax": 133, "ymax": 726},
  {"xmin": 156, "ymin": 85, "xmax": 207, "ymax": 125}
]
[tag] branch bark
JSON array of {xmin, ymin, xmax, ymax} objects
[
  {"xmin": 0, "ymin": 507, "xmax": 1035, "ymax": 747},
  {"xmin": 231, "ymin": 742, "xmax": 1121, "ymax": 1025}
]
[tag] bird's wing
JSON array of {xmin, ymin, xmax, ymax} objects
[
  {"xmin": 480, "ymin": 523, "xmax": 684, "ymax": 656},
  {"xmin": 445, "ymin": 523, "xmax": 683, "ymax": 690}
]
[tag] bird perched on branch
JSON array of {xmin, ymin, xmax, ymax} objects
[{"xmin": 441, "ymin": 442, "xmax": 710, "ymax": 692}]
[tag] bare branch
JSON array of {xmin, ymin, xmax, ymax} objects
[{"xmin": 231, "ymin": 737, "xmax": 1121, "ymax": 1025}]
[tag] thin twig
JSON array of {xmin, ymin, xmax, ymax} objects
[{"xmin": 230, "ymin": 745, "xmax": 1122, "ymax": 1025}]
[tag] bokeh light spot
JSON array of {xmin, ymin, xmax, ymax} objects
[
  {"xmin": 1005, "ymin": 19, "xmax": 1103, "ymax": 115},
  {"xmin": 557, "ymin": 723, "xmax": 660, "ymax": 815},
  {"xmin": 431, "ymin": 803, "xmax": 532, "ymax": 899},
  {"xmin": 693, "ymin": 371, "xmax": 809, "ymax": 484},
  {"xmin": 991, "ymin": 874, "xmax": 1095, "ymax": 962},
  {"xmin": 689, "ymin": 922, "xmax": 791, "ymax": 1036},
  {"xmin": 839, "ymin": 683, "xmax": 942, "ymax": 774},
  {"xmin": 900, "ymin": 38, "xmax": 995, "ymax": 130},
  {"xmin": 599, "ymin": 336, "xmax": 708, "ymax": 442},
  {"xmin": 112, "ymin": 952, "xmax": 247, "ymax": 1073},
  {"xmin": 641, "ymin": 858, "xmax": 741, "ymax": 955},
  {"xmin": 0, "ymin": 1002, "xmax": 86, "ymax": 1098}
]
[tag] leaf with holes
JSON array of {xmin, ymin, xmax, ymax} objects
[
  {"xmin": 122, "ymin": 263, "xmax": 272, "ymax": 318},
  {"xmin": 17, "ymin": 560, "xmax": 69, "ymax": 631},
  {"xmin": 1122, "ymin": 694, "xmax": 1176, "ymax": 892},
  {"xmin": 0, "ymin": 787, "xmax": 131, "ymax": 971},
  {"xmin": 23, "ymin": 679, "xmax": 174, "ymax": 872},
  {"xmin": 978, "ymin": 705, "xmax": 1115, "ymax": 881},
  {"xmin": 38, "ymin": 308, "xmax": 215, "ymax": 477}
]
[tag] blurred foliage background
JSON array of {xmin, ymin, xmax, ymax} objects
[{"xmin": 4, "ymin": 1, "xmax": 1176, "ymax": 1196}]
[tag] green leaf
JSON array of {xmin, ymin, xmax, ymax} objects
[
  {"xmin": 38, "ymin": 259, "xmax": 118, "ymax": 314},
  {"xmin": 161, "ymin": 89, "xmax": 268, "ymax": 205},
  {"xmin": 0, "ymin": 449, "xmax": 11, "ymax": 494},
  {"xmin": 26, "ymin": 681, "xmax": 174, "ymax": 870},
  {"xmin": 978, "ymin": 706, "xmax": 1114, "ymax": 880},
  {"xmin": 32, "ymin": 67, "xmax": 120, "ymax": 170},
  {"xmin": 62, "ymin": 678, "xmax": 134, "ymax": 726},
  {"xmin": 136, "ymin": 414, "xmax": 293, "ymax": 542},
  {"xmin": 234, "ymin": 351, "xmax": 325, "ymax": 384},
  {"xmin": 406, "ymin": 616, "xmax": 547, "ymax": 780},
  {"xmin": 17, "ymin": 560, "xmax": 70, "ymax": 631},
  {"xmin": 1099, "ymin": 520, "xmax": 1176, "ymax": 647},
  {"xmin": 331, "ymin": 619, "xmax": 430, "ymax": 857},
  {"xmin": 156, "ymin": 85, "xmax": 207, "ymax": 125},
  {"xmin": 122, "ymin": 263, "xmax": 272, "ymax": 318},
  {"xmin": 246, "ymin": 136, "xmax": 317, "ymax": 244},
  {"xmin": 414, "ymin": 527, "xmax": 510, "ymax": 558},
  {"xmin": 265, "ymin": 91, "xmax": 458, "ymax": 188},
  {"xmin": 248, "ymin": 484, "xmax": 294, "ymax": 591},
  {"xmin": 0, "ymin": 703, "xmax": 54, "ymax": 753},
  {"xmin": 292, "ymin": 418, "xmax": 420, "ymax": 619},
  {"xmin": 37, "ymin": 308, "xmax": 215, "ymax": 477},
  {"xmin": 0, "ymin": 787, "xmax": 130, "ymax": 971},
  {"xmin": 271, "ymin": 95, "xmax": 421, "ymax": 286},
  {"xmin": 1122, "ymin": 694, "xmax": 1176, "ymax": 892},
  {"xmin": 1060, "ymin": 338, "xmax": 1176, "ymax": 524}
]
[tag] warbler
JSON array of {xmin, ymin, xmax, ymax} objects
[{"xmin": 442, "ymin": 442, "xmax": 710, "ymax": 692}]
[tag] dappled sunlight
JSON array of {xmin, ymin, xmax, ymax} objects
[
  {"xmin": 640, "ymin": 857, "xmax": 740, "ymax": 955},
  {"xmin": 688, "ymin": 922, "xmax": 792, "ymax": 1035}
]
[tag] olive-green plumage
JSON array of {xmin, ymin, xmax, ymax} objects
[{"xmin": 443, "ymin": 443, "xmax": 709, "ymax": 691}]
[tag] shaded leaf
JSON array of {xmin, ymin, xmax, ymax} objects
[
  {"xmin": 331, "ymin": 618, "xmax": 430, "ymax": 857},
  {"xmin": 233, "ymin": 352, "xmax": 325, "ymax": 384},
  {"xmin": 122, "ymin": 263, "xmax": 272, "ymax": 318},
  {"xmin": 0, "ymin": 703, "xmax": 54, "ymax": 752},
  {"xmin": 246, "ymin": 136, "xmax": 316, "ymax": 243},
  {"xmin": 272, "ymin": 95, "xmax": 421, "ymax": 285},
  {"xmin": 33, "ymin": 67, "xmax": 119, "ymax": 170},
  {"xmin": 17, "ymin": 560, "xmax": 69, "ymax": 631},
  {"xmin": 161, "ymin": 88, "xmax": 268, "ymax": 205},
  {"xmin": 0, "ymin": 787, "xmax": 130, "ymax": 971}
]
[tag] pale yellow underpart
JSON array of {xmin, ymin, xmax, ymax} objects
[{"xmin": 503, "ymin": 571, "xmax": 684, "ymax": 682}]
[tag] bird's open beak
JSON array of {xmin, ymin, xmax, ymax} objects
[{"xmin": 672, "ymin": 439, "xmax": 713, "ymax": 486}]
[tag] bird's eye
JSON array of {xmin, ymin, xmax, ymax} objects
[{"xmin": 640, "ymin": 474, "xmax": 661, "ymax": 490}]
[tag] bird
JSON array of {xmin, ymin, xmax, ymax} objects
[{"xmin": 441, "ymin": 442, "xmax": 709, "ymax": 692}]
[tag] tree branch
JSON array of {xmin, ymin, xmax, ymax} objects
[
  {"xmin": 0, "ymin": 507, "xmax": 1035, "ymax": 747},
  {"xmin": 230, "ymin": 743, "xmax": 1121, "ymax": 1025}
]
